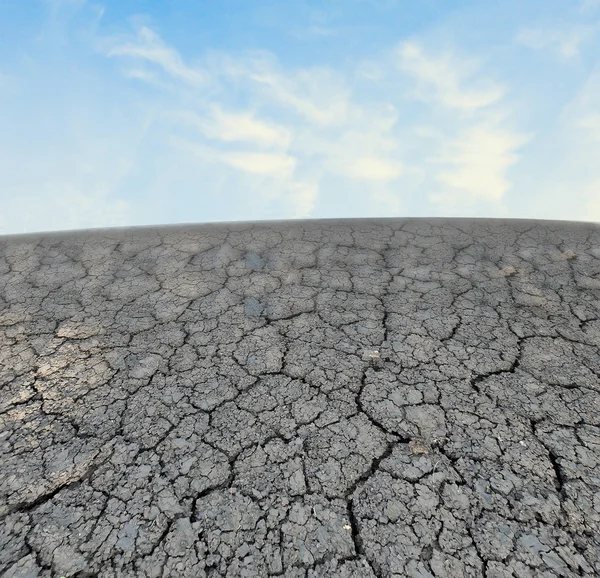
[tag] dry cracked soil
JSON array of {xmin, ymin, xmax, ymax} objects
[{"xmin": 0, "ymin": 217, "xmax": 599, "ymax": 578}]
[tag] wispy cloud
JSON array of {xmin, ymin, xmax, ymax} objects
[
  {"xmin": 316, "ymin": 132, "xmax": 404, "ymax": 182},
  {"xmin": 287, "ymin": 182, "xmax": 319, "ymax": 218},
  {"xmin": 219, "ymin": 151, "xmax": 297, "ymax": 177},
  {"xmin": 220, "ymin": 57, "xmax": 352, "ymax": 127},
  {"xmin": 102, "ymin": 26, "xmax": 207, "ymax": 87},
  {"xmin": 291, "ymin": 25, "xmax": 339, "ymax": 40},
  {"xmin": 121, "ymin": 67, "xmax": 166, "ymax": 88},
  {"xmin": 515, "ymin": 24, "xmax": 600, "ymax": 61},
  {"xmin": 169, "ymin": 138, "xmax": 297, "ymax": 178},
  {"xmin": 395, "ymin": 41, "xmax": 505, "ymax": 110},
  {"xmin": 428, "ymin": 124, "xmax": 533, "ymax": 202},
  {"xmin": 347, "ymin": 157, "xmax": 403, "ymax": 181},
  {"xmin": 167, "ymin": 106, "xmax": 292, "ymax": 149}
]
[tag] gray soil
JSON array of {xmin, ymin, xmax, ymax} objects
[{"xmin": 0, "ymin": 217, "xmax": 599, "ymax": 578}]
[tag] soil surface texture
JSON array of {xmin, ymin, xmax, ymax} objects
[{"xmin": 1, "ymin": 217, "xmax": 599, "ymax": 578}]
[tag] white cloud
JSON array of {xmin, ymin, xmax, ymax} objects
[
  {"xmin": 395, "ymin": 41, "xmax": 505, "ymax": 110},
  {"xmin": 167, "ymin": 106, "xmax": 292, "ymax": 149},
  {"xmin": 341, "ymin": 156, "xmax": 402, "ymax": 181},
  {"xmin": 208, "ymin": 106, "xmax": 291, "ymax": 148},
  {"xmin": 428, "ymin": 124, "xmax": 532, "ymax": 202},
  {"xmin": 214, "ymin": 52, "xmax": 352, "ymax": 126},
  {"xmin": 170, "ymin": 138, "xmax": 297, "ymax": 178},
  {"xmin": 248, "ymin": 70, "xmax": 349, "ymax": 125},
  {"xmin": 353, "ymin": 157, "xmax": 402, "ymax": 181},
  {"xmin": 286, "ymin": 182, "xmax": 319, "ymax": 218},
  {"xmin": 219, "ymin": 151, "xmax": 297, "ymax": 177},
  {"xmin": 103, "ymin": 26, "xmax": 206, "ymax": 86},
  {"xmin": 291, "ymin": 26, "xmax": 339, "ymax": 40},
  {"xmin": 515, "ymin": 25, "xmax": 600, "ymax": 61},
  {"xmin": 122, "ymin": 67, "xmax": 168, "ymax": 88},
  {"xmin": 290, "ymin": 104, "xmax": 402, "ymax": 183}
]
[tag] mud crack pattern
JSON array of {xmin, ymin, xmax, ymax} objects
[{"xmin": 1, "ymin": 218, "xmax": 599, "ymax": 577}]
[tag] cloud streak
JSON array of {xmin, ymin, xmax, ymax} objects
[
  {"xmin": 515, "ymin": 24, "xmax": 600, "ymax": 60},
  {"xmin": 103, "ymin": 26, "xmax": 207, "ymax": 87},
  {"xmin": 167, "ymin": 107, "xmax": 292, "ymax": 149},
  {"xmin": 429, "ymin": 124, "xmax": 533, "ymax": 202},
  {"xmin": 395, "ymin": 41, "xmax": 505, "ymax": 110}
]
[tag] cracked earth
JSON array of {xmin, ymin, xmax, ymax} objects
[{"xmin": 1, "ymin": 218, "xmax": 599, "ymax": 578}]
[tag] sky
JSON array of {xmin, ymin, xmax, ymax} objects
[{"xmin": 1, "ymin": 0, "xmax": 600, "ymax": 236}]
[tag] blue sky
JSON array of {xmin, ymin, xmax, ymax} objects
[{"xmin": 1, "ymin": 0, "xmax": 600, "ymax": 235}]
